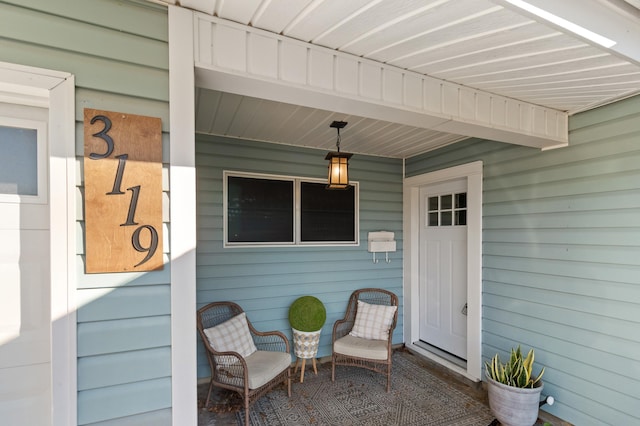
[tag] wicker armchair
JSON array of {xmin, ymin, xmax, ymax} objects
[
  {"xmin": 197, "ymin": 302, "xmax": 291, "ymax": 426},
  {"xmin": 331, "ymin": 288, "xmax": 398, "ymax": 392}
]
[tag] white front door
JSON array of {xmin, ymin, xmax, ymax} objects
[
  {"xmin": 418, "ymin": 178, "xmax": 468, "ymax": 360},
  {"xmin": 0, "ymin": 103, "xmax": 52, "ymax": 425}
]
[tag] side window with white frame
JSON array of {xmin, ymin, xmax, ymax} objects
[
  {"xmin": 0, "ymin": 116, "xmax": 47, "ymax": 203},
  {"xmin": 224, "ymin": 171, "xmax": 359, "ymax": 247}
]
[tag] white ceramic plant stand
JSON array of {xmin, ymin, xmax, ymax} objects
[{"xmin": 292, "ymin": 328, "xmax": 321, "ymax": 382}]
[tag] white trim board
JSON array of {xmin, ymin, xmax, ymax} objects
[
  {"xmin": 0, "ymin": 61, "xmax": 77, "ymax": 426},
  {"xmin": 168, "ymin": 6, "xmax": 198, "ymax": 426},
  {"xmin": 403, "ymin": 161, "xmax": 483, "ymax": 382}
]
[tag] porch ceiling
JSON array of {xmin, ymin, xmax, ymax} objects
[{"xmin": 164, "ymin": 0, "xmax": 640, "ymax": 158}]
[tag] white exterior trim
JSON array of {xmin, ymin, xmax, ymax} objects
[
  {"xmin": 0, "ymin": 61, "xmax": 77, "ymax": 426},
  {"xmin": 192, "ymin": 14, "xmax": 567, "ymax": 150},
  {"xmin": 403, "ymin": 161, "xmax": 483, "ymax": 382},
  {"xmin": 169, "ymin": 6, "xmax": 198, "ymax": 425}
]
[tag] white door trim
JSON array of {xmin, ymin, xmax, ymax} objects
[
  {"xmin": 403, "ymin": 161, "xmax": 483, "ymax": 381},
  {"xmin": 0, "ymin": 61, "xmax": 77, "ymax": 425}
]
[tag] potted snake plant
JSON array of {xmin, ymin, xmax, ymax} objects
[{"xmin": 485, "ymin": 346, "xmax": 546, "ymax": 426}]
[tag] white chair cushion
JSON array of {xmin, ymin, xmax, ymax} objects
[
  {"xmin": 334, "ymin": 335, "xmax": 389, "ymax": 360},
  {"xmin": 349, "ymin": 301, "xmax": 397, "ymax": 341},
  {"xmin": 203, "ymin": 312, "xmax": 257, "ymax": 358},
  {"xmin": 242, "ymin": 350, "xmax": 291, "ymax": 389}
]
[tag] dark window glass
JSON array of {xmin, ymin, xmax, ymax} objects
[
  {"xmin": 455, "ymin": 193, "xmax": 467, "ymax": 209},
  {"xmin": 455, "ymin": 210, "xmax": 467, "ymax": 226},
  {"xmin": 428, "ymin": 196, "xmax": 438, "ymax": 211},
  {"xmin": 441, "ymin": 211, "xmax": 452, "ymax": 226},
  {"xmin": 301, "ymin": 182, "xmax": 355, "ymax": 242},
  {"xmin": 441, "ymin": 194, "xmax": 452, "ymax": 210},
  {"xmin": 227, "ymin": 176, "xmax": 294, "ymax": 242},
  {"xmin": 428, "ymin": 212, "xmax": 439, "ymax": 226}
]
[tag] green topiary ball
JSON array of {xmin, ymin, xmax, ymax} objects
[{"xmin": 288, "ymin": 296, "xmax": 326, "ymax": 332}]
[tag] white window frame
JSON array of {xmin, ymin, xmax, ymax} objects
[
  {"xmin": 0, "ymin": 117, "xmax": 48, "ymax": 204},
  {"xmin": 223, "ymin": 170, "xmax": 360, "ymax": 248}
]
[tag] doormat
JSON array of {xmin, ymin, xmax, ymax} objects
[{"xmin": 200, "ymin": 349, "xmax": 494, "ymax": 425}]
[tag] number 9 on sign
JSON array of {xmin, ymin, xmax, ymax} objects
[{"xmin": 132, "ymin": 224, "xmax": 159, "ymax": 267}]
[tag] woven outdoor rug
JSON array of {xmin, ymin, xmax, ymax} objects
[{"xmin": 199, "ymin": 349, "xmax": 495, "ymax": 426}]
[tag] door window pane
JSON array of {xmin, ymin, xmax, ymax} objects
[
  {"xmin": 455, "ymin": 210, "xmax": 467, "ymax": 226},
  {"xmin": 441, "ymin": 194, "xmax": 452, "ymax": 210},
  {"xmin": 428, "ymin": 196, "xmax": 438, "ymax": 211},
  {"xmin": 441, "ymin": 211, "xmax": 452, "ymax": 226},
  {"xmin": 0, "ymin": 126, "xmax": 38, "ymax": 195},
  {"xmin": 428, "ymin": 212, "xmax": 439, "ymax": 226}
]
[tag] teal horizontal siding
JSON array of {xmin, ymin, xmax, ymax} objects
[
  {"xmin": 82, "ymin": 409, "xmax": 171, "ymax": 426},
  {"xmin": 406, "ymin": 95, "xmax": 640, "ymax": 424},
  {"xmin": 77, "ymin": 285, "xmax": 171, "ymax": 321},
  {"xmin": 78, "ymin": 316, "xmax": 171, "ymax": 357},
  {"xmin": 196, "ymin": 134, "xmax": 403, "ymax": 378},
  {"xmin": 2, "ymin": 0, "xmax": 168, "ymax": 42},
  {"xmin": 78, "ymin": 347, "xmax": 171, "ymax": 391},
  {"xmin": 0, "ymin": 2, "xmax": 167, "ymax": 68},
  {"xmin": 77, "ymin": 378, "xmax": 171, "ymax": 425},
  {"xmin": 0, "ymin": 2, "xmax": 168, "ymax": 102}
]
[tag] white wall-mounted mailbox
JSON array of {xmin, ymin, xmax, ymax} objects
[{"xmin": 367, "ymin": 231, "xmax": 396, "ymax": 263}]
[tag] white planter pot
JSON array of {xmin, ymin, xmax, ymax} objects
[
  {"xmin": 292, "ymin": 328, "xmax": 321, "ymax": 359},
  {"xmin": 486, "ymin": 375, "xmax": 543, "ymax": 426}
]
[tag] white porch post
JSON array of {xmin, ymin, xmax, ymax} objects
[{"xmin": 169, "ymin": 6, "xmax": 198, "ymax": 425}]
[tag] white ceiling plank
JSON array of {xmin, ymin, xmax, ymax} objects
[
  {"xmin": 216, "ymin": 0, "xmax": 262, "ymax": 25},
  {"xmin": 456, "ymin": 58, "xmax": 629, "ymax": 88},
  {"xmin": 383, "ymin": 8, "xmax": 525, "ymax": 66},
  {"xmin": 250, "ymin": 0, "xmax": 314, "ymax": 34},
  {"xmin": 179, "ymin": 0, "xmax": 216, "ymax": 15},
  {"xmin": 417, "ymin": 34, "xmax": 581, "ymax": 75},
  {"xmin": 283, "ymin": 0, "xmax": 374, "ymax": 42},
  {"xmin": 489, "ymin": 72, "xmax": 640, "ymax": 90},
  {"xmin": 341, "ymin": 0, "xmax": 467, "ymax": 55},
  {"xmin": 194, "ymin": 88, "xmax": 221, "ymax": 134},
  {"xmin": 434, "ymin": 49, "xmax": 614, "ymax": 80},
  {"xmin": 474, "ymin": 65, "xmax": 640, "ymax": 90},
  {"xmin": 210, "ymin": 92, "xmax": 242, "ymax": 135},
  {"xmin": 312, "ymin": 0, "xmax": 446, "ymax": 48},
  {"xmin": 494, "ymin": 0, "xmax": 640, "ymax": 65},
  {"xmin": 225, "ymin": 95, "xmax": 266, "ymax": 139},
  {"xmin": 402, "ymin": 24, "xmax": 559, "ymax": 71}
]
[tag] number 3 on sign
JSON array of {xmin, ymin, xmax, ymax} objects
[{"xmin": 83, "ymin": 109, "xmax": 163, "ymax": 273}]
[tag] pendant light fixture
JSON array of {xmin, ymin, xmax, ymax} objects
[{"xmin": 325, "ymin": 120, "xmax": 352, "ymax": 189}]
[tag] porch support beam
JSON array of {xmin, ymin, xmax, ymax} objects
[
  {"xmin": 193, "ymin": 14, "xmax": 568, "ymax": 150},
  {"xmin": 169, "ymin": 5, "xmax": 198, "ymax": 426}
]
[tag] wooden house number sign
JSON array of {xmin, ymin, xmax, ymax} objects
[{"xmin": 84, "ymin": 108, "xmax": 163, "ymax": 273}]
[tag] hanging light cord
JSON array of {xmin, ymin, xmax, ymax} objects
[{"xmin": 336, "ymin": 128, "xmax": 341, "ymax": 152}]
